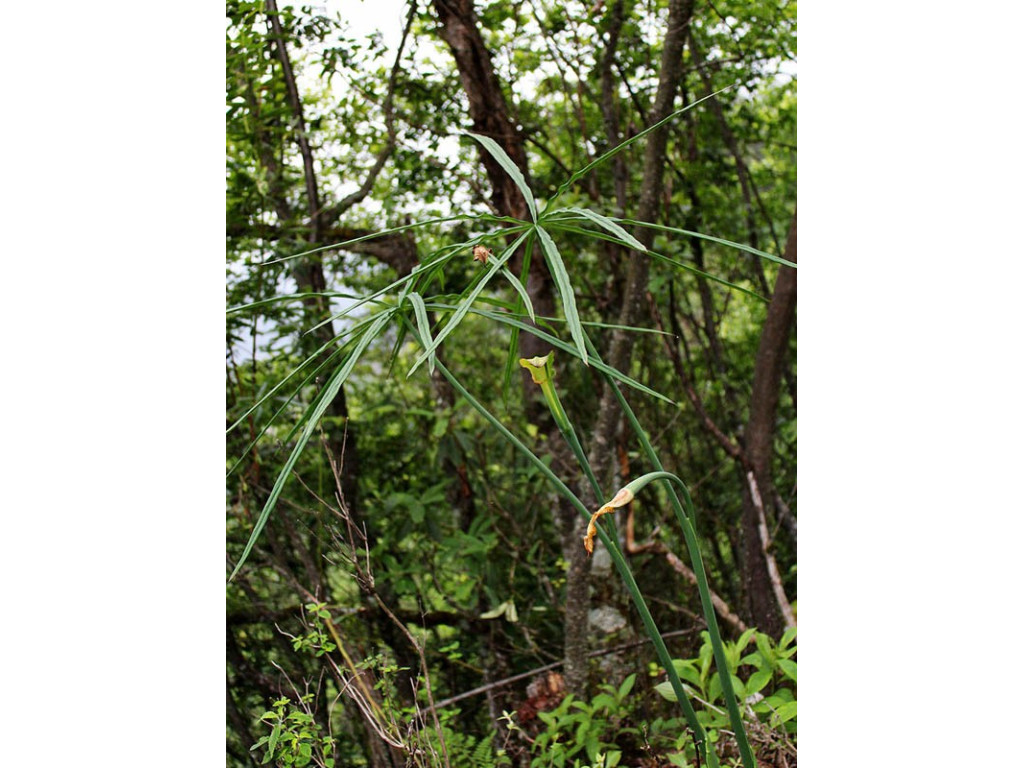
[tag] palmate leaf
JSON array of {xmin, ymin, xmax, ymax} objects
[
  {"xmin": 408, "ymin": 229, "xmax": 529, "ymax": 377},
  {"xmin": 303, "ymin": 224, "xmax": 532, "ymax": 340},
  {"xmin": 228, "ymin": 311, "xmax": 393, "ymax": 581},
  {"xmin": 535, "ymin": 225, "xmax": 589, "ymax": 365}
]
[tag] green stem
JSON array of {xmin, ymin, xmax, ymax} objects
[
  {"xmin": 411, "ymin": 326, "xmax": 709, "ymax": 763},
  {"xmin": 583, "ymin": 337, "xmax": 756, "ymax": 768},
  {"xmin": 534, "ymin": 361, "xmax": 602, "ymax": 498}
]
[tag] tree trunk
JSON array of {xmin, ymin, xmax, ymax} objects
[
  {"xmin": 579, "ymin": 0, "xmax": 695, "ymax": 691},
  {"xmin": 739, "ymin": 211, "xmax": 797, "ymax": 636}
]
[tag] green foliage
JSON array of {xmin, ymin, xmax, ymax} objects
[
  {"xmin": 528, "ymin": 676, "xmax": 639, "ymax": 768},
  {"xmin": 252, "ymin": 696, "xmax": 336, "ymax": 768},
  {"xmin": 226, "ymin": 1, "xmax": 796, "ymax": 766},
  {"xmin": 290, "ymin": 603, "xmax": 337, "ymax": 657},
  {"xmin": 653, "ymin": 630, "xmax": 798, "ymax": 764}
]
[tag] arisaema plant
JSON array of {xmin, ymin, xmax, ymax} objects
[{"xmin": 227, "ymin": 92, "xmax": 794, "ymax": 768}]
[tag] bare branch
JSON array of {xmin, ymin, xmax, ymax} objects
[{"xmin": 746, "ymin": 471, "xmax": 796, "ymax": 629}]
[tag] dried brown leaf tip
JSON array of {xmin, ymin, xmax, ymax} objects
[
  {"xmin": 583, "ymin": 486, "xmax": 635, "ymax": 555},
  {"xmin": 472, "ymin": 245, "xmax": 492, "ymax": 265}
]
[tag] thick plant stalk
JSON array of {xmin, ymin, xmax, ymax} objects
[
  {"xmin": 583, "ymin": 337, "xmax": 756, "ymax": 768},
  {"xmin": 406, "ymin": 323, "xmax": 712, "ymax": 764},
  {"xmin": 519, "ymin": 353, "xmax": 601, "ymax": 495}
]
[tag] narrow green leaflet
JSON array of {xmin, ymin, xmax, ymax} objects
[
  {"xmin": 543, "ymin": 221, "xmax": 767, "ymax": 303},
  {"xmin": 227, "ymin": 291, "xmax": 358, "ymax": 315},
  {"xmin": 408, "ymin": 229, "xmax": 529, "ymax": 377},
  {"xmin": 535, "ymin": 225, "xmax": 589, "ymax": 365},
  {"xmin": 228, "ymin": 311, "xmax": 392, "ymax": 581},
  {"xmin": 553, "ymin": 207, "xmax": 647, "ymax": 252},
  {"xmin": 303, "ymin": 250, "xmax": 454, "ymax": 339},
  {"xmin": 226, "ymin": 346, "xmax": 344, "ymax": 480},
  {"xmin": 466, "ymin": 132, "xmax": 537, "ymax": 222},
  {"xmin": 502, "ymin": 233, "xmax": 536, "ymax": 404},
  {"xmin": 305, "ymin": 225, "xmax": 531, "ymax": 339},
  {"xmin": 499, "ymin": 267, "xmax": 535, "ymax": 323},
  {"xmin": 405, "ymin": 292, "xmax": 435, "ymax": 373},
  {"xmin": 612, "ymin": 217, "xmax": 796, "ymax": 268},
  {"xmin": 254, "ymin": 212, "xmax": 518, "ymax": 267},
  {"xmin": 545, "ymin": 86, "xmax": 734, "ymax": 209},
  {"xmin": 227, "ymin": 310, "xmax": 386, "ymax": 436},
  {"xmin": 426, "ymin": 302, "xmax": 673, "ymax": 405}
]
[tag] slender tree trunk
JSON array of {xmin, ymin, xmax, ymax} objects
[
  {"xmin": 739, "ymin": 211, "xmax": 796, "ymax": 636},
  {"xmin": 432, "ymin": 0, "xmax": 594, "ymax": 698},
  {"xmin": 431, "ymin": 0, "xmax": 558, "ymax": 360},
  {"xmin": 433, "ymin": 0, "xmax": 698, "ymax": 697}
]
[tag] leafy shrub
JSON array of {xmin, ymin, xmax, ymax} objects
[
  {"xmin": 517, "ymin": 629, "xmax": 796, "ymax": 768},
  {"xmin": 654, "ymin": 629, "xmax": 797, "ymax": 766}
]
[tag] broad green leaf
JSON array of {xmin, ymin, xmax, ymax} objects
[
  {"xmin": 778, "ymin": 659, "xmax": 797, "ymax": 683},
  {"xmin": 765, "ymin": 689, "xmax": 795, "ymax": 706},
  {"xmin": 618, "ymin": 673, "xmax": 636, "ymax": 699},
  {"xmin": 466, "ymin": 132, "xmax": 537, "ymax": 222},
  {"xmin": 535, "ymin": 225, "xmax": 589, "ymax": 365},
  {"xmin": 654, "ymin": 680, "xmax": 696, "ymax": 703},
  {"xmin": 585, "ymin": 733, "xmax": 600, "ymax": 762},
  {"xmin": 770, "ymin": 700, "xmax": 798, "ymax": 725},
  {"xmin": 671, "ymin": 659, "xmax": 703, "ymax": 689},
  {"xmin": 708, "ymin": 672, "xmax": 745, "ymax": 703},
  {"xmin": 745, "ymin": 667, "xmax": 773, "ymax": 696},
  {"xmin": 755, "ymin": 632, "xmax": 777, "ymax": 669},
  {"xmin": 780, "ymin": 626, "xmax": 798, "ymax": 650},
  {"xmin": 228, "ymin": 312, "xmax": 392, "ymax": 581},
  {"xmin": 265, "ymin": 723, "xmax": 281, "ymax": 762}
]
